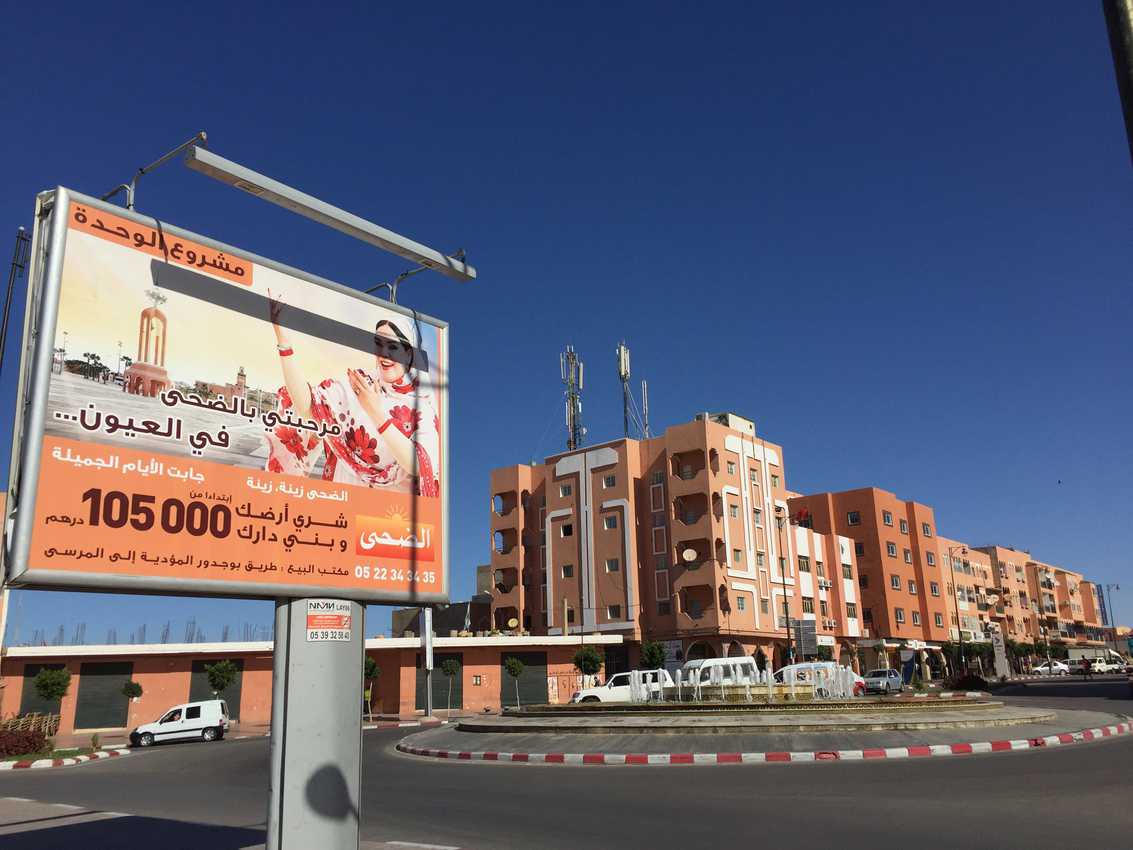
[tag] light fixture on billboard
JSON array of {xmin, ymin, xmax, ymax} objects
[{"xmin": 183, "ymin": 146, "xmax": 476, "ymax": 282}]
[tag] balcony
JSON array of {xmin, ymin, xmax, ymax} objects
[
  {"xmin": 675, "ymin": 584, "xmax": 720, "ymax": 632},
  {"xmin": 670, "ymin": 451, "xmax": 709, "ymax": 493},
  {"xmin": 492, "ymin": 605, "xmax": 521, "ymax": 632},
  {"xmin": 491, "ymin": 490, "xmax": 518, "ymax": 521},
  {"xmin": 673, "ymin": 494, "xmax": 712, "ymax": 537}
]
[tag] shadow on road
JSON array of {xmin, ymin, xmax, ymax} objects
[
  {"xmin": 996, "ymin": 679, "xmax": 1132, "ymax": 702},
  {"xmin": 1, "ymin": 815, "xmax": 264, "ymax": 850}
]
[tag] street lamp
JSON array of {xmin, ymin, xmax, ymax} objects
[
  {"xmin": 775, "ymin": 507, "xmax": 795, "ymax": 665},
  {"xmin": 948, "ymin": 545, "xmax": 968, "ymax": 675}
]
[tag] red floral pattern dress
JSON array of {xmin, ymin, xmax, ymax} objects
[{"xmin": 263, "ymin": 371, "xmax": 440, "ymax": 496}]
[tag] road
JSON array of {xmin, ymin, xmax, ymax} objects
[{"xmin": 1, "ymin": 679, "xmax": 1130, "ymax": 849}]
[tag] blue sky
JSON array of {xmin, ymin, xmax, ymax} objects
[{"xmin": 1, "ymin": 2, "xmax": 1130, "ymax": 644}]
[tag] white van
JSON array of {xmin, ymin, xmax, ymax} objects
[
  {"xmin": 572, "ymin": 669, "xmax": 674, "ymax": 703},
  {"xmin": 680, "ymin": 656, "xmax": 761, "ymax": 685},
  {"xmin": 130, "ymin": 699, "xmax": 229, "ymax": 747},
  {"xmin": 774, "ymin": 662, "xmax": 865, "ymax": 696}
]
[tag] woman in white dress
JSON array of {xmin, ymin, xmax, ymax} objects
[{"xmin": 263, "ymin": 290, "xmax": 440, "ymax": 496}]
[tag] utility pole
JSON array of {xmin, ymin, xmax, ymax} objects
[
  {"xmin": 1104, "ymin": 0, "xmax": 1133, "ymax": 166},
  {"xmin": 1104, "ymin": 583, "xmax": 1120, "ymax": 648},
  {"xmin": 560, "ymin": 346, "xmax": 584, "ymax": 451}
]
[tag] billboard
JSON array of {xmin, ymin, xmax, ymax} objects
[{"xmin": 3, "ymin": 188, "xmax": 449, "ymax": 603}]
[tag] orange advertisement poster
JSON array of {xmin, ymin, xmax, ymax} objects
[{"xmin": 10, "ymin": 192, "xmax": 448, "ymax": 603}]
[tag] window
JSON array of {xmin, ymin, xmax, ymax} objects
[
  {"xmin": 891, "ymin": 574, "xmax": 901, "ymax": 590},
  {"xmin": 753, "ymin": 509, "xmax": 763, "ymax": 527},
  {"xmin": 733, "ymin": 548, "xmax": 742, "ymax": 563},
  {"xmin": 903, "ymin": 548, "xmax": 912, "ymax": 564},
  {"xmin": 750, "ymin": 469, "xmax": 758, "ymax": 483},
  {"xmin": 846, "ymin": 602, "xmax": 858, "ymax": 618},
  {"xmin": 899, "ymin": 519, "xmax": 908, "ymax": 534},
  {"xmin": 842, "ymin": 564, "xmax": 853, "ymax": 579},
  {"xmin": 603, "ymin": 474, "xmax": 616, "ymax": 489},
  {"xmin": 652, "ymin": 527, "xmax": 666, "ymax": 554},
  {"xmin": 895, "ymin": 607, "xmax": 906, "ymax": 624},
  {"xmin": 848, "ymin": 511, "xmax": 861, "ymax": 526},
  {"xmin": 655, "ymin": 570, "xmax": 670, "ymax": 600},
  {"xmin": 816, "ymin": 561, "xmax": 825, "ymax": 577},
  {"xmin": 605, "ymin": 558, "xmax": 620, "ymax": 573},
  {"xmin": 561, "ymin": 523, "xmax": 573, "ymax": 538},
  {"xmin": 656, "ymin": 554, "xmax": 669, "ymax": 571},
  {"xmin": 729, "ymin": 504, "xmax": 739, "ymax": 518},
  {"xmin": 650, "ymin": 484, "xmax": 664, "ymax": 512},
  {"xmin": 652, "ymin": 513, "xmax": 665, "ymax": 527},
  {"xmin": 908, "ymin": 580, "xmax": 917, "ymax": 594},
  {"xmin": 863, "ymin": 607, "xmax": 873, "ymax": 623},
  {"xmin": 567, "ymin": 607, "xmax": 576, "ymax": 623},
  {"xmin": 922, "ymin": 523, "xmax": 932, "ymax": 537},
  {"xmin": 760, "ymin": 598, "xmax": 769, "ymax": 614},
  {"xmin": 802, "ymin": 598, "xmax": 815, "ymax": 613},
  {"xmin": 473, "ymin": 674, "xmax": 482, "ymax": 686},
  {"xmin": 934, "ymin": 614, "xmax": 944, "ymax": 628},
  {"xmin": 561, "ymin": 564, "xmax": 574, "ymax": 578},
  {"xmin": 607, "ymin": 605, "xmax": 622, "ymax": 619},
  {"xmin": 886, "ymin": 542, "xmax": 897, "ymax": 557},
  {"xmin": 658, "ymin": 601, "xmax": 672, "ymax": 615},
  {"xmin": 756, "ymin": 551, "xmax": 766, "ymax": 567},
  {"xmin": 820, "ymin": 600, "xmax": 829, "ymax": 617},
  {"xmin": 911, "ymin": 611, "xmax": 921, "ymax": 626},
  {"xmin": 798, "ymin": 556, "xmax": 811, "ymax": 572},
  {"xmin": 882, "ymin": 510, "xmax": 893, "ymax": 526},
  {"xmin": 603, "ymin": 514, "xmax": 618, "ymax": 530},
  {"xmin": 778, "ymin": 557, "xmax": 787, "ymax": 573},
  {"xmin": 854, "ymin": 541, "xmax": 864, "ymax": 556},
  {"xmin": 651, "ymin": 470, "xmax": 664, "ymax": 485},
  {"xmin": 727, "ymin": 461, "xmax": 736, "ymax": 475},
  {"xmin": 859, "ymin": 574, "xmax": 869, "ymax": 588},
  {"xmin": 930, "ymin": 581, "xmax": 940, "ymax": 597},
  {"xmin": 771, "ymin": 474, "xmax": 780, "ymax": 488},
  {"xmin": 737, "ymin": 595, "xmax": 746, "ymax": 612},
  {"xmin": 926, "ymin": 552, "xmax": 936, "ymax": 566},
  {"xmin": 559, "ymin": 484, "xmax": 572, "ymax": 498},
  {"xmin": 186, "ymin": 706, "xmax": 201, "ymax": 720}
]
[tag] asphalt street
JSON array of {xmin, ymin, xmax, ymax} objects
[{"xmin": 1, "ymin": 678, "xmax": 1130, "ymax": 850}]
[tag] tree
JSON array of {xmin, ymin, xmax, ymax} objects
[
  {"xmin": 639, "ymin": 641, "xmax": 665, "ymax": 671},
  {"xmin": 573, "ymin": 646, "xmax": 604, "ymax": 677},
  {"xmin": 121, "ymin": 681, "xmax": 143, "ymax": 700},
  {"xmin": 503, "ymin": 656, "xmax": 524, "ymax": 709},
  {"xmin": 204, "ymin": 660, "xmax": 238, "ymax": 696},
  {"xmin": 440, "ymin": 658, "xmax": 461, "ymax": 713},
  {"xmin": 33, "ymin": 667, "xmax": 71, "ymax": 704},
  {"xmin": 815, "ymin": 645, "xmax": 833, "ymax": 662}
]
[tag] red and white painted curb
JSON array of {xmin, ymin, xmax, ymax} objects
[
  {"xmin": 908, "ymin": 691, "xmax": 987, "ymax": 699},
  {"xmin": 396, "ymin": 718, "xmax": 1132, "ymax": 766},
  {"xmin": 0, "ymin": 748, "xmax": 130, "ymax": 771}
]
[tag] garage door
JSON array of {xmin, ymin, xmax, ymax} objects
[
  {"xmin": 416, "ymin": 652, "xmax": 463, "ymax": 711},
  {"xmin": 74, "ymin": 662, "xmax": 133, "ymax": 730},
  {"xmin": 189, "ymin": 659, "xmax": 244, "ymax": 720},
  {"xmin": 18, "ymin": 664, "xmax": 66, "ymax": 717},
  {"xmin": 499, "ymin": 651, "xmax": 547, "ymax": 708}
]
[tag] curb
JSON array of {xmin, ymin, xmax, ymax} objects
[
  {"xmin": 395, "ymin": 718, "xmax": 1132, "ymax": 767},
  {"xmin": 0, "ymin": 748, "xmax": 130, "ymax": 771},
  {"xmin": 366, "ymin": 720, "xmax": 449, "ymax": 730}
]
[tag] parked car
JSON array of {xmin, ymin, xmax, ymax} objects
[
  {"xmin": 1031, "ymin": 660, "xmax": 1070, "ymax": 676},
  {"xmin": 679, "ymin": 656, "xmax": 761, "ymax": 685},
  {"xmin": 773, "ymin": 662, "xmax": 866, "ymax": 696},
  {"xmin": 863, "ymin": 668, "xmax": 904, "ymax": 695},
  {"xmin": 1087, "ymin": 658, "xmax": 1124, "ymax": 675},
  {"xmin": 572, "ymin": 669, "xmax": 674, "ymax": 703},
  {"xmin": 129, "ymin": 699, "xmax": 229, "ymax": 747}
]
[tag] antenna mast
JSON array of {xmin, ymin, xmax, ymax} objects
[
  {"xmin": 560, "ymin": 345, "xmax": 584, "ymax": 451},
  {"xmin": 641, "ymin": 379, "xmax": 651, "ymax": 439},
  {"xmin": 616, "ymin": 341, "xmax": 632, "ymax": 438}
]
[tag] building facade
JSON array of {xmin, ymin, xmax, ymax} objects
[{"xmin": 488, "ymin": 413, "xmax": 864, "ymax": 668}]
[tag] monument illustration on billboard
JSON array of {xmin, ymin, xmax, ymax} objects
[{"xmin": 4, "ymin": 189, "xmax": 449, "ymax": 604}]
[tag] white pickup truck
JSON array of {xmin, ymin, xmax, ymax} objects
[{"xmin": 571, "ymin": 669, "xmax": 674, "ymax": 703}]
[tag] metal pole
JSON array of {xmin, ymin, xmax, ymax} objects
[
  {"xmin": 949, "ymin": 546, "xmax": 967, "ymax": 674},
  {"xmin": 1104, "ymin": 0, "xmax": 1133, "ymax": 167},
  {"xmin": 422, "ymin": 606, "xmax": 434, "ymax": 718},
  {"xmin": 267, "ymin": 598, "xmax": 363, "ymax": 850}
]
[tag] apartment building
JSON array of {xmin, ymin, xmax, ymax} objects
[
  {"xmin": 1025, "ymin": 559, "xmax": 1107, "ymax": 648},
  {"xmin": 972, "ymin": 545, "xmax": 1036, "ymax": 643},
  {"xmin": 487, "ymin": 413, "xmax": 864, "ymax": 669},
  {"xmin": 788, "ymin": 488, "xmax": 951, "ymax": 673}
]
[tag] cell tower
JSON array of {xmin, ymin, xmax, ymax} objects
[
  {"xmin": 560, "ymin": 345, "xmax": 584, "ymax": 451},
  {"xmin": 616, "ymin": 341, "xmax": 631, "ymax": 438},
  {"xmin": 641, "ymin": 379, "xmax": 651, "ymax": 439}
]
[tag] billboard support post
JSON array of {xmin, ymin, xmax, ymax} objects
[
  {"xmin": 423, "ymin": 606, "xmax": 434, "ymax": 718},
  {"xmin": 267, "ymin": 597, "xmax": 363, "ymax": 850}
]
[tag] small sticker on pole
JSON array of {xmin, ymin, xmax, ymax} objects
[{"xmin": 306, "ymin": 599, "xmax": 353, "ymax": 641}]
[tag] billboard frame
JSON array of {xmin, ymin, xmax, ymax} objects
[{"xmin": 3, "ymin": 186, "xmax": 451, "ymax": 605}]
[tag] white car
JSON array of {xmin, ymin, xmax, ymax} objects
[
  {"xmin": 1086, "ymin": 659, "xmax": 1124, "ymax": 675},
  {"xmin": 572, "ymin": 669, "xmax": 673, "ymax": 703},
  {"xmin": 1031, "ymin": 660, "xmax": 1069, "ymax": 676},
  {"xmin": 130, "ymin": 699, "xmax": 229, "ymax": 747}
]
